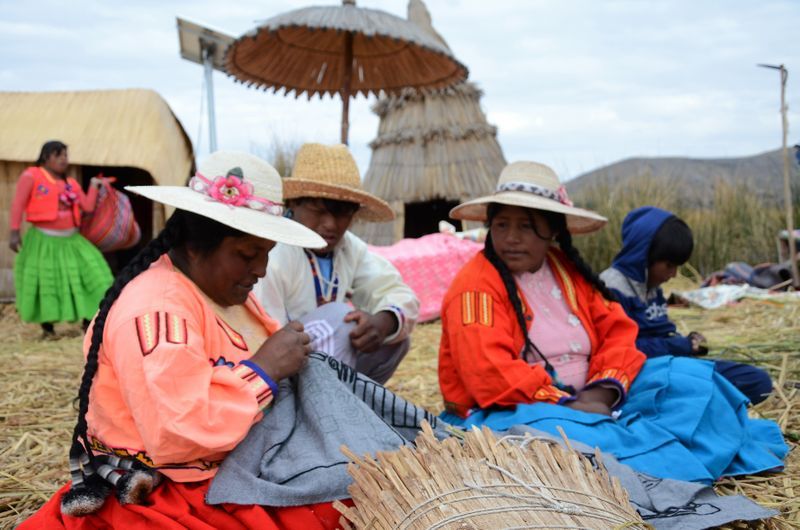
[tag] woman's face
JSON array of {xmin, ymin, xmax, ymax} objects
[
  {"xmin": 489, "ymin": 205, "xmax": 555, "ymax": 274},
  {"xmin": 186, "ymin": 235, "xmax": 275, "ymax": 306},
  {"xmin": 45, "ymin": 149, "xmax": 69, "ymax": 175}
]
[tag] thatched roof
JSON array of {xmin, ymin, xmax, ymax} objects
[
  {"xmin": 361, "ymin": 0, "xmax": 505, "ymax": 205},
  {"xmin": 0, "ymin": 89, "xmax": 194, "ymax": 185}
]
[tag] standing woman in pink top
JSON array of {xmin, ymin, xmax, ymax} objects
[{"xmin": 9, "ymin": 140, "xmax": 112, "ymax": 338}]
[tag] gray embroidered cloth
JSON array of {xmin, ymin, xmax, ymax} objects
[
  {"xmin": 206, "ymin": 352, "xmax": 447, "ymax": 507},
  {"xmin": 207, "ymin": 353, "xmax": 776, "ymax": 529}
]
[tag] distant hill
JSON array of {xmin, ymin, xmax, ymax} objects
[{"xmin": 566, "ymin": 148, "xmax": 797, "ymax": 205}]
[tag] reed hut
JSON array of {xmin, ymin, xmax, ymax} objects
[
  {"xmin": 0, "ymin": 89, "xmax": 194, "ymax": 300},
  {"xmin": 353, "ymin": 0, "xmax": 506, "ymax": 245}
]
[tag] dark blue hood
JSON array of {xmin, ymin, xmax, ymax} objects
[{"xmin": 611, "ymin": 206, "xmax": 675, "ymax": 283}]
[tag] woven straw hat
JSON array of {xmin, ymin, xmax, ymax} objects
[
  {"xmin": 283, "ymin": 143, "xmax": 395, "ymax": 222},
  {"xmin": 450, "ymin": 161, "xmax": 607, "ymax": 234},
  {"xmin": 126, "ymin": 151, "xmax": 326, "ymax": 248}
]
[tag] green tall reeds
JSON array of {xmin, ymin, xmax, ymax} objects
[{"xmin": 571, "ymin": 177, "xmax": 790, "ymax": 276}]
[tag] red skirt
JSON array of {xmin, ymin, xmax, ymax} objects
[{"xmin": 18, "ymin": 480, "xmax": 348, "ymax": 530}]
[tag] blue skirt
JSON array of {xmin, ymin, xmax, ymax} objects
[{"xmin": 441, "ymin": 356, "xmax": 787, "ymax": 483}]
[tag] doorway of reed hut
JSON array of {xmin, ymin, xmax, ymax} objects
[
  {"xmin": 80, "ymin": 165, "xmax": 154, "ymax": 275},
  {"xmin": 403, "ymin": 199, "xmax": 462, "ymax": 239}
]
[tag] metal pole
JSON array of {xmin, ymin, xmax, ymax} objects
[{"xmin": 202, "ymin": 42, "xmax": 218, "ymax": 152}]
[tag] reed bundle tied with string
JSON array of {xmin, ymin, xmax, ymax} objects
[{"xmin": 334, "ymin": 422, "xmax": 650, "ymax": 530}]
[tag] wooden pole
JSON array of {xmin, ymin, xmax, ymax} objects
[
  {"xmin": 778, "ymin": 66, "xmax": 799, "ymax": 287},
  {"xmin": 340, "ymin": 29, "xmax": 354, "ymax": 145},
  {"xmin": 760, "ymin": 63, "xmax": 799, "ymax": 287},
  {"xmin": 339, "ymin": 0, "xmax": 357, "ymax": 144}
]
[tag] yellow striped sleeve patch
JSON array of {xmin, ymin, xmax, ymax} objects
[
  {"xmin": 135, "ymin": 312, "xmax": 161, "ymax": 356},
  {"xmin": 461, "ymin": 291, "xmax": 494, "ymax": 327},
  {"xmin": 461, "ymin": 291, "xmax": 475, "ymax": 325},
  {"xmin": 477, "ymin": 292, "xmax": 493, "ymax": 327},
  {"xmin": 165, "ymin": 313, "xmax": 188, "ymax": 345}
]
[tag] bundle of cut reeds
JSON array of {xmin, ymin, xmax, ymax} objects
[{"xmin": 334, "ymin": 422, "xmax": 650, "ymax": 530}]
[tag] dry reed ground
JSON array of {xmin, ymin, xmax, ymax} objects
[{"xmin": 1, "ymin": 281, "xmax": 798, "ymax": 529}]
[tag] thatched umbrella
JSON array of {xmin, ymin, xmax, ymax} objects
[
  {"xmin": 355, "ymin": 0, "xmax": 506, "ymax": 244},
  {"xmin": 224, "ymin": 0, "xmax": 467, "ymax": 144}
]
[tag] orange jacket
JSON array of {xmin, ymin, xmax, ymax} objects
[
  {"xmin": 439, "ymin": 249, "xmax": 645, "ymax": 418},
  {"xmin": 86, "ymin": 255, "xmax": 279, "ymax": 482},
  {"xmin": 22, "ymin": 166, "xmax": 82, "ymax": 225}
]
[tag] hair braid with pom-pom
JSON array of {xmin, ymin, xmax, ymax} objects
[
  {"xmin": 62, "ymin": 210, "xmax": 249, "ymax": 516},
  {"xmin": 70, "ymin": 214, "xmax": 181, "ymax": 464}
]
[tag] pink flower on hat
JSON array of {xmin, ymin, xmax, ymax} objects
[
  {"xmin": 207, "ymin": 175, "xmax": 254, "ymax": 207},
  {"xmin": 189, "ymin": 172, "xmax": 284, "ymax": 215},
  {"xmin": 556, "ymin": 186, "xmax": 574, "ymax": 207}
]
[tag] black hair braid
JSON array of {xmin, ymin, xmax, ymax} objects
[
  {"xmin": 555, "ymin": 229, "xmax": 616, "ymax": 302},
  {"xmin": 70, "ymin": 216, "xmax": 182, "ymax": 464}
]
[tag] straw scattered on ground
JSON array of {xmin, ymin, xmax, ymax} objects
[{"xmin": 1, "ymin": 285, "xmax": 798, "ymax": 529}]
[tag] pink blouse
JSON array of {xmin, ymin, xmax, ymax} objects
[{"xmin": 516, "ymin": 261, "xmax": 592, "ymax": 390}]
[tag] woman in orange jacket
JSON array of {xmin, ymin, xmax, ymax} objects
[
  {"xmin": 9, "ymin": 141, "xmax": 112, "ymax": 338},
  {"xmin": 438, "ymin": 161, "xmax": 786, "ymax": 484},
  {"xmin": 17, "ymin": 151, "xmax": 352, "ymax": 529}
]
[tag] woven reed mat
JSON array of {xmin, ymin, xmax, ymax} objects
[{"xmin": 334, "ymin": 422, "xmax": 651, "ymax": 530}]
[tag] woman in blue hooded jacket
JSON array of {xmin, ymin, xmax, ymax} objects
[{"xmin": 600, "ymin": 206, "xmax": 772, "ymax": 404}]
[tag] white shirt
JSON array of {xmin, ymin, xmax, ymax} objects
[{"xmin": 254, "ymin": 231, "xmax": 419, "ymax": 343}]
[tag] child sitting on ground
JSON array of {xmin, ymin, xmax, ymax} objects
[{"xmin": 600, "ymin": 206, "xmax": 773, "ymax": 405}]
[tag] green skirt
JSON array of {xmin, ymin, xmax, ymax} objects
[{"xmin": 14, "ymin": 227, "xmax": 113, "ymax": 323}]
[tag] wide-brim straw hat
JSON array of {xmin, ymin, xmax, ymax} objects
[
  {"xmin": 126, "ymin": 151, "xmax": 326, "ymax": 249},
  {"xmin": 283, "ymin": 143, "xmax": 395, "ymax": 222},
  {"xmin": 450, "ymin": 161, "xmax": 607, "ymax": 234}
]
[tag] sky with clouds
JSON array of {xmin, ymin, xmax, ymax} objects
[{"xmin": 2, "ymin": 0, "xmax": 799, "ymax": 180}]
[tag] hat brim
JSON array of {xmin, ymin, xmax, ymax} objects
[
  {"xmin": 126, "ymin": 186, "xmax": 327, "ymax": 248},
  {"xmin": 450, "ymin": 192, "xmax": 607, "ymax": 234},
  {"xmin": 283, "ymin": 180, "xmax": 395, "ymax": 222}
]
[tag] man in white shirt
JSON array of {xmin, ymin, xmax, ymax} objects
[{"xmin": 255, "ymin": 143, "xmax": 419, "ymax": 383}]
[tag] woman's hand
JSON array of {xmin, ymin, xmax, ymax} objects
[
  {"xmin": 89, "ymin": 176, "xmax": 104, "ymax": 189},
  {"xmin": 563, "ymin": 386, "xmax": 618, "ymax": 416},
  {"xmin": 9, "ymin": 230, "xmax": 21, "ymax": 252},
  {"xmin": 344, "ymin": 310, "xmax": 397, "ymax": 352},
  {"xmin": 249, "ymin": 321, "xmax": 311, "ymax": 381}
]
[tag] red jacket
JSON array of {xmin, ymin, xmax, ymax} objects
[
  {"xmin": 439, "ymin": 249, "xmax": 645, "ymax": 418},
  {"xmin": 22, "ymin": 166, "xmax": 82, "ymax": 225}
]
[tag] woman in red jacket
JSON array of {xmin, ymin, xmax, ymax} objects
[
  {"xmin": 9, "ymin": 141, "xmax": 112, "ymax": 338},
  {"xmin": 439, "ymin": 161, "xmax": 644, "ymax": 419},
  {"xmin": 438, "ymin": 161, "xmax": 786, "ymax": 484}
]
